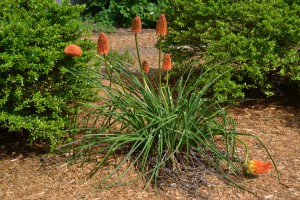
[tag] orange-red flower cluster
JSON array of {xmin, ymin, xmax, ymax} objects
[
  {"xmin": 64, "ymin": 44, "xmax": 82, "ymax": 56},
  {"xmin": 246, "ymin": 160, "xmax": 272, "ymax": 174},
  {"xmin": 97, "ymin": 32, "xmax": 109, "ymax": 55},
  {"xmin": 156, "ymin": 13, "xmax": 167, "ymax": 36},
  {"xmin": 162, "ymin": 53, "xmax": 172, "ymax": 71},
  {"xmin": 142, "ymin": 59, "xmax": 150, "ymax": 74},
  {"xmin": 131, "ymin": 16, "xmax": 142, "ymax": 33}
]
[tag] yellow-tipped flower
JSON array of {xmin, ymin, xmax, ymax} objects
[
  {"xmin": 131, "ymin": 16, "xmax": 142, "ymax": 33},
  {"xmin": 156, "ymin": 13, "xmax": 167, "ymax": 36},
  {"xmin": 97, "ymin": 32, "xmax": 109, "ymax": 55},
  {"xmin": 64, "ymin": 44, "xmax": 82, "ymax": 56},
  {"xmin": 142, "ymin": 59, "xmax": 150, "ymax": 74},
  {"xmin": 246, "ymin": 160, "xmax": 272, "ymax": 174},
  {"xmin": 162, "ymin": 53, "xmax": 172, "ymax": 71}
]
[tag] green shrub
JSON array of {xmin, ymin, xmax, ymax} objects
[
  {"xmin": 0, "ymin": 0, "xmax": 96, "ymax": 149},
  {"xmin": 164, "ymin": 0, "xmax": 300, "ymax": 101},
  {"xmin": 85, "ymin": 0, "xmax": 171, "ymax": 28}
]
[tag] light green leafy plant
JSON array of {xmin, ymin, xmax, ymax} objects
[{"xmin": 85, "ymin": 0, "xmax": 172, "ymax": 28}]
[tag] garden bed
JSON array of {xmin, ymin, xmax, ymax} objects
[{"xmin": 0, "ymin": 29, "xmax": 299, "ymax": 200}]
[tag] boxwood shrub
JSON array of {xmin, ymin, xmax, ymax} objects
[
  {"xmin": 164, "ymin": 0, "xmax": 300, "ymax": 101},
  {"xmin": 0, "ymin": 0, "xmax": 96, "ymax": 148}
]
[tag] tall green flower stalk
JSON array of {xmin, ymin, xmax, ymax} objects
[
  {"xmin": 97, "ymin": 32, "xmax": 112, "ymax": 86},
  {"xmin": 131, "ymin": 16, "xmax": 148, "ymax": 88},
  {"xmin": 162, "ymin": 53, "xmax": 172, "ymax": 86},
  {"xmin": 156, "ymin": 14, "xmax": 167, "ymax": 89},
  {"xmin": 97, "ymin": 32, "xmax": 125, "ymax": 91},
  {"xmin": 134, "ymin": 34, "xmax": 142, "ymax": 71},
  {"xmin": 157, "ymin": 37, "xmax": 163, "ymax": 88}
]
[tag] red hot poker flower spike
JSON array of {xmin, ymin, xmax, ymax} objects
[
  {"xmin": 64, "ymin": 44, "xmax": 82, "ymax": 56},
  {"xmin": 97, "ymin": 32, "xmax": 109, "ymax": 55},
  {"xmin": 162, "ymin": 53, "xmax": 172, "ymax": 71},
  {"xmin": 156, "ymin": 13, "xmax": 167, "ymax": 36},
  {"xmin": 142, "ymin": 59, "xmax": 150, "ymax": 74},
  {"xmin": 131, "ymin": 16, "xmax": 142, "ymax": 33},
  {"xmin": 247, "ymin": 160, "xmax": 272, "ymax": 174}
]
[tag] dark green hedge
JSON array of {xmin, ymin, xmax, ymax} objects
[
  {"xmin": 164, "ymin": 0, "xmax": 300, "ymax": 101},
  {"xmin": 0, "ymin": 0, "xmax": 96, "ymax": 148}
]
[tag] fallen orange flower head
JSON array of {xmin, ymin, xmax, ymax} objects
[
  {"xmin": 64, "ymin": 44, "xmax": 82, "ymax": 56},
  {"xmin": 246, "ymin": 159, "xmax": 272, "ymax": 174}
]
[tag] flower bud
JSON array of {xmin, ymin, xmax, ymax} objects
[
  {"xmin": 162, "ymin": 53, "xmax": 172, "ymax": 71},
  {"xmin": 142, "ymin": 59, "xmax": 150, "ymax": 74},
  {"xmin": 131, "ymin": 16, "xmax": 142, "ymax": 33},
  {"xmin": 156, "ymin": 14, "xmax": 167, "ymax": 36},
  {"xmin": 97, "ymin": 32, "xmax": 109, "ymax": 55}
]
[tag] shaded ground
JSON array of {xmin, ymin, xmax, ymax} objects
[{"xmin": 1, "ymin": 29, "xmax": 299, "ymax": 200}]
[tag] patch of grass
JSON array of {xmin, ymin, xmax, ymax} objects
[{"xmin": 81, "ymin": 16, "xmax": 116, "ymax": 34}]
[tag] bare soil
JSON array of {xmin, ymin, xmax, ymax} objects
[{"xmin": 1, "ymin": 29, "xmax": 299, "ymax": 200}]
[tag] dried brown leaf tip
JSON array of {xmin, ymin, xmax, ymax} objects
[
  {"xmin": 162, "ymin": 53, "xmax": 172, "ymax": 71},
  {"xmin": 156, "ymin": 13, "xmax": 167, "ymax": 36},
  {"xmin": 131, "ymin": 16, "xmax": 142, "ymax": 33},
  {"xmin": 142, "ymin": 59, "xmax": 150, "ymax": 74},
  {"xmin": 64, "ymin": 44, "xmax": 82, "ymax": 56},
  {"xmin": 97, "ymin": 32, "xmax": 109, "ymax": 55}
]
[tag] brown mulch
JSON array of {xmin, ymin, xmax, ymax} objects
[
  {"xmin": 89, "ymin": 29, "xmax": 159, "ymax": 70},
  {"xmin": 1, "ymin": 29, "xmax": 299, "ymax": 200}
]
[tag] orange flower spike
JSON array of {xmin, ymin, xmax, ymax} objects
[
  {"xmin": 64, "ymin": 44, "xmax": 82, "ymax": 56},
  {"xmin": 97, "ymin": 32, "xmax": 109, "ymax": 55},
  {"xmin": 247, "ymin": 160, "xmax": 272, "ymax": 174},
  {"xmin": 156, "ymin": 13, "xmax": 167, "ymax": 36},
  {"xmin": 131, "ymin": 16, "xmax": 142, "ymax": 33},
  {"xmin": 162, "ymin": 53, "xmax": 172, "ymax": 71},
  {"xmin": 142, "ymin": 59, "xmax": 150, "ymax": 74}
]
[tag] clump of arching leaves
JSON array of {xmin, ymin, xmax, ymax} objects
[{"xmin": 59, "ymin": 14, "xmax": 279, "ymax": 194}]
